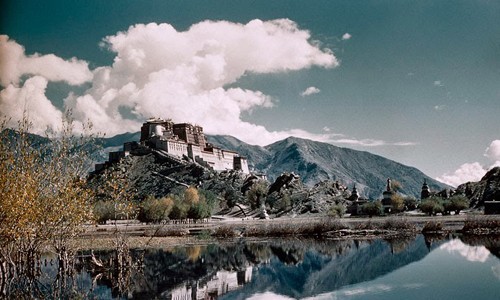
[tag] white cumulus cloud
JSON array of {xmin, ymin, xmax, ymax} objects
[
  {"xmin": 484, "ymin": 140, "xmax": 500, "ymax": 161},
  {"xmin": 436, "ymin": 162, "xmax": 487, "ymax": 187},
  {"xmin": 0, "ymin": 76, "xmax": 63, "ymax": 134},
  {"xmin": 0, "ymin": 35, "xmax": 92, "ymax": 87},
  {"xmin": 437, "ymin": 140, "xmax": 500, "ymax": 187},
  {"xmin": 434, "ymin": 105, "xmax": 446, "ymax": 111},
  {"xmin": 301, "ymin": 86, "xmax": 321, "ymax": 97},
  {"xmin": 0, "ymin": 20, "xmax": 339, "ymax": 139},
  {"xmin": 63, "ymin": 19, "xmax": 338, "ymax": 140},
  {"xmin": 342, "ymin": 33, "xmax": 352, "ymax": 40}
]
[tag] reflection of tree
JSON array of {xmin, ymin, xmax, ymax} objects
[
  {"xmin": 3, "ymin": 235, "xmax": 461, "ymax": 298},
  {"xmin": 423, "ymin": 233, "xmax": 448, "ymax": 252},
  {"xmin": 384, "ymin": 234, "xmax": 417, "ymax": 254},
  {"xmin": 244, "ymin": 243, "xmax": 272, "ymax": 264}
]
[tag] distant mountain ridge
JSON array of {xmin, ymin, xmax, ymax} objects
[
  {"xmin": 2, "ymin": 128, "xmax": 448, "ymax": 199},
  {"xmin": 206, "ymin": 135, "xmax": 449, "ymax": 199}
]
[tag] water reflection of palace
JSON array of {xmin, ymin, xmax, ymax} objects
[{"xmin": 169, "ymin": 266, "xmax": 253, "ymax": 300}]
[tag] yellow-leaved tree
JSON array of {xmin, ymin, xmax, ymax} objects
[{"xmin": 0, "ymin": 114, "xmax": 99, "ymax": 295}]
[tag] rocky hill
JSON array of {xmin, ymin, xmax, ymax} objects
[
  {"xmin": 2, "ymin": 128, "xmax": 448, "ymax": 201},
  {"xmin": 456, "ymin": 166, "xmax": 500, "ymax": 207},
  {"xmin": 207, "ymin": 135, "xmax": 448, "ymax": 199}
]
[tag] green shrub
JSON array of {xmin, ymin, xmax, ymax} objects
[
  {"xmin": 138, "ymin": 196, "xmax": 174, "ymax": 223},
  {"xmin": 213, "ymin": 226, "xmax": 237, "ymax": 238},
  {"xmin": 169, "ymin": 199, "xmax": 189, "ymax": 220},
  {"xmin": 449, "ymin": 195, "xmax": 469, "ymax": 215},
  {"xmin": 383, "ymin": 217, "xmax": 416, "ymax": 231},
  {"xmin": 93, "ymin": 200, "xmax": 115, "ymax": 224},
  {"xmin": 404, "ymin": 197, "xmax": 418, "ymax": 211},
  {"xmin": 422, "ymin": 221, "xmax": 443, "ymax": 233},
  {"xmin": 390, "ymin": 194, "xmax": 405, "ymax": 213},
  {"xmin": 362, "ymin": 201, "xmax": 383, "ymax": 217},
  {"xmin": 247, "ymin": 180, "xmax": 268, "ymax": 209},
  {"xmin": 420, "ymin": 197, "xmax": 444, "ymax": 216},
  {"xmin": 328, "ymin": 204, "xmax": 346, "ymax": 218},
  {"xmin": 187, "ymin": 201, "xmax": 211, "ymax": 220}
]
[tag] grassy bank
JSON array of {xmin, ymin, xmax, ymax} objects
[{"xmin": 77, "ymin": 215, "xmax": 500, "ymax": 249}]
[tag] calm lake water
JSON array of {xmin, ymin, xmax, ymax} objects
[{"xmin": 35, "ymin": 235, "xmax": 499, "ymax": 299}]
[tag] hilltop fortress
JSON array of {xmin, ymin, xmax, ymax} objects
[{"xmin": 97, "ymin": 118, "xmax": 249, "ymax": 174}]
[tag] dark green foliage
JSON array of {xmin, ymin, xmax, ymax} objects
[
  {"xmin": 420, "ymin": 195, "xmax": 468, "ymax": 216},
  {"xmin": 223, "ymin": 187, "xmax": 238, "ymax": 208},
  {"xmin": 93, "ymin": 200, "xmax": 115, "ymax": 223},
  {"xmin": 247, "ymin": 180, "xmax": 268, "ymax": 209},
  {"xmin": 403, "ymin": 196, "xmax": 418, "ymax": 211},
  {"xmin": 138, "ymin": 195, "xmax": 174, "ymax": 223},
  {"xmin": 187, "ymin": 201, "xmax": 210, "ymax": 220},
  {"xmin": 199, "ymin": 189, "xmax": 218, "ymax": 213},
  {"xmin": 422, "ymin": 221, "xmax": 443, "ymax": 233},
  {"xmin": 169, "ymin": 197, "xmax": 189, "ymax": 220},
  {"xmin": 328, "ymin": 203, "xmax": 346, "ymax": 218},
  {"xmin": 419, "ymin": 197, "xmax": 444, "ymax": 216},
  {"xmin": 362, "ymin": 201, "xmax": 383, "ymax": 217},
  {"xmin": 276, "ymin": 193, "xmax": 292, "ymax": 211},
  {"xmin": 213, "ymin": 226, "xmax": 237, "ymax": 238},
  {"xmin": 448, "ymin": 195, "xmax": 469, "ymax": 214},
  {"xmin": 382, "ymin": 217, "xmax": 416, "ymax": 231}
]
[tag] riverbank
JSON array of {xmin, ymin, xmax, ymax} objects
[{"xmin": 73, "ymin": 214, "xmax": 500, "ymax": 250}]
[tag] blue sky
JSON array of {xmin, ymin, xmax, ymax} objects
[{"xmin": 1, "ymin": 0, "xmax": 500, "ymax": 186}]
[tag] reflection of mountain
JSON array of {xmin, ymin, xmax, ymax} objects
[
  {"xmin": 221, "ymin": 236, "xmax": 443, "ymax": 299},
  {"xmin": 75, "ymin": 236, "xmax": 447, "ymax": 299},
  {"xmin": 26, "ymin": 236, "xmax": 499, "ymax": 299}
]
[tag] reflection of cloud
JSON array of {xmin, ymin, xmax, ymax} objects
[
  {"xmin": 433, "ymin": 80, "xmax": 443, "ymax": 87},
  {"xmin": 492, "ymin": 264, "xmax": 500, "ymax": 281},
  {"xmin": 304, "ymin": 284, "xmax": 395, "ymax": 299},
  {"xmin": 343, "ymin": 284, "xmax": 393, "ymax": 295},
  {"xmin": 247, "ymin": 292, "xmax": 294, "ymax": 300},
  {"xmin": 440, "ymin": 239, "xmax": 490, "ymax": 262},
  {"xmin": 301, "ymin": 86, "xmax": 320, "ymax": 96}
]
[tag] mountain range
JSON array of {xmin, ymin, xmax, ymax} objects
[
  {"xmin": 206, "ymin": 135, "xmax": 448, "ymax": 199},
  {"xmin": 96, "ymin": 132, "xmax": 448, "ymax": 199},
  {"xmin": 1, "ymin": 128, "xmax": 448, "ymax": 199}
]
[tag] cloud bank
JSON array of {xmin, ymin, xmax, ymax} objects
[
  {"xmin": 437, "ymin": 140, "xmax": 500, "ymax": 187},
  {"xmin": 67, "ymin": 19, "xmax": 339, "ymax": 144},
  {"xmin": 0, "ymin": 20, "xmax": 414, "ymax": 147},
  {"xmin": 1, "ymin": 20, "xmax": 343, "ymax": 143},
  {"xmin": 0, "ymin": 36, "xmax": 93, "ymax": 133},
  {"xmin": 440, "ymin": 239, "xmax": 490, "ymax": 262},
  {"xmin": 301, "ymin": 86, "xmax": 321, "ymax": 96},
  {"xmin": 341, "ymin": 33, "xmax": 352, "ymax": 40}
]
